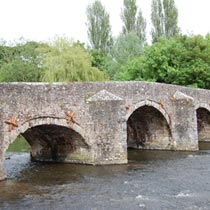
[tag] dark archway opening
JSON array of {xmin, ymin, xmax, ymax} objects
[
  {"xmin": 6, "ymin": 124, "xmax": 90, "ymax": 164},
  {"xmin": 197, "ymin": 108, "xmax": 210, "ymax": 150},
  {"xmin": 127, "ymin": 105, "xmax": 172, "ymax": 162},
  {"xmin": 127, "ymin": 105, "xmax": 172, "ymax": 150},
  {"xmin": 20, "ymin": 124, "xmax": 89, "ymax": 162},
  {"xmin": 4, "ymin": 124, "xmax": 91, "ymax": 181}
]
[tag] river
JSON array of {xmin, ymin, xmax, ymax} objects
[{"xmin": 1, "ymin": 147, "xmax": 210, "ymax": 210}]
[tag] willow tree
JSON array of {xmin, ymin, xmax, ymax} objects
[
  {"xmin": 40, "ymin": 37, "xmax": 107, "ymax": 82},
  {"xmin": 86, "ymin": 0, "xmax": 113, "ymax": 55},
  {"xmin": 151, "ymin": 0, "xmax": 179, "ymax": 42}
]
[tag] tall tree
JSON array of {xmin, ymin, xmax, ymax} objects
[
  {"xmin": 151, "ymin": 0, "xmax": 164, "ymax": 42},
  {"xmin": 151, "ymin": 0, "xmax": 179, "ymax": 42},
  {"xmin": 135, "ymin": 10, "xmax": 147, "ymax": 43},
  {"xmin": 121, "ymin": 0, "xmax": 147, "ymax": 43},
  {"xmin": 86, "ymin": 0, "xmax": 113, "ymax": 55},
  {"xmin": 163, "ymin": 0, "xmax": 179, "ymax": 39},
  {"xmin": 121, "ymin": 0, "xmax": 137, "ymax": 34}
]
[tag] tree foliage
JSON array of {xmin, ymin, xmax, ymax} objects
[
  {"xmin": 111, "ymin": 32, "xmax": 143, "ymax": 65},
  {"xmin": 114, "ymin": 57, "xmax": 144, "ymax": 81},
  {"xmin": 121, "ymin": 0, "xmax": 146, "ymax": 43},
  {"xmin": 40, "ymin": 37, "xmax": 107, "ymax": 82},
  {"xmin": 121, "ymin": 0, "xmax": 137, "ymax": 34},
  {"xmin": 86, "ymin": 0, "xmax": 113, "ymax": 55},
  {"xmin": 151, "ymin": 0, "xmax": 179, "ymax": 42},
  {"xmin": 163, "ymin": 0, "xmax": 179, "ymax": 39},
  {"xmin": 105, "ymin": 32, "xmax": 144, "ymax": 79},
  {"xmin": 116, "ymin": 35, "xmax": 210, "ymax": 89},
  {"xmin": 135, "ymin": 10, "xmax": 147, "ymax": 43},
  {"xmin": 151, "ymin": 0, "xmax": 164, "ymax": 42},
  {"xmin": 0, "ymin": 41, "xmax": 44, "ymax": 82}
]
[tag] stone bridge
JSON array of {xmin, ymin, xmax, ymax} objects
[{"xmin": 0, "ymin": 81, "xmax": 210, "ymax": 180}]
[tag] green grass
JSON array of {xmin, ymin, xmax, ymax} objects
[{"xmin": 7, "ymin": 135, "xmax": 30, "ymax": 152}]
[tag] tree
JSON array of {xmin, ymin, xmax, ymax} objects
[
  {"xmin": 151, "ymin": 0, "xmax": 164, "ymax": 42},
  {"xmin": 40, "ymin": 37, "xmax": 107, "ymax": 82},
  {"xmin": 114, "ymin": 57, "xmax": 144, "ymax": 81},
  {"xmin": 121, "ymin": 0, "xmax": 137, "ymax": 34},
  {"xmin": 121, "ymin": 0, "xmax": 147, "ymax": 43},
  {"xmin": 135, "ymin": 10, "xmax": 147, "ymax": 43},
  {"xmin": 107, "ymin": 32, "xmax": 144, "ymax": 79},
  {"xmin": 0, "ymin": 57, "xmax": 42, "ymax": 82},
  {"xmin": 112, "ymin": 32, "xmax": 143, "ymax": 65},
  {"xmin": 0, "ymin": 45, "xmax": 14, "ymax": 69},
  {"xmin": 0, "ymin": 41, "xmax": 44, "ymax": 82},
  {"xmin": 117, "ymin": 35, "xmax": 210, "ymax": 89},
  {"xmin": 151, "ymin": 0, "xmax": 179, "ymax": 42},
  {"xmin": 163, "ymin": 0, "xmax": 180, "ymax": 39},
  {"xmin": 86, "ymin": 0, "xmax": 113, "ymax": 55}
]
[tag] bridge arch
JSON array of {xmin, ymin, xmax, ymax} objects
[
  {"xmin": 126, "ymin": 100, "xmax": 172, "ymax": 150},
  {"xmin": 126, "ymin": 100, "xmax": 171, "ymax": 126},
  {"xmin": 195, "ymin": 103, "xmax": 210, "ymax": 143},
  {"xmin": 195, "ymin": 103, "xmax": 210, "ymax": 112},
  {"xmin": 4, "ymin": 117, "xmax": 91, "ymax": 163}
]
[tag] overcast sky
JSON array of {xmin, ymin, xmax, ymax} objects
[{"xmin": 0, "ymin": 0, "xmax": 210, "ymax": 44}]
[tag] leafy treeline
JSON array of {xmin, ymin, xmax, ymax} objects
[
  {"xmin": 0, "ymin": 41, "xmax": 44, "ymax": 82},
  {"xmin": 0, "ymin": 0, "xmax": 210, "ymax": 89},
  {"xmin": 114, "ymin": 35, "xmax": 210, "ymax": 89},
  {"xmin": 0, "ymin": 37, "xmax": 107, "ymax": 82}
]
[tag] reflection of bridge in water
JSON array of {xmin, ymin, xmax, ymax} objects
[{"xmin": 1, "ymin": 81, "xmax": 210, "ymax": 180}]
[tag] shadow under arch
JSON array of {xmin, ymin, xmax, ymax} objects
[
  {"xmin": 127, "ymin": 100, "xmax": 172, "ymax": 150},
  {"xmin": 126, "ymin": 100, "xmax": 171, "ymax": 126},
  {"xmin": 4, "ymin": 117, "xmax": 91, "ymax": 163},
  {"xmin": 196, "ymin": 104, "xmax": 210, "ymax": 145}
]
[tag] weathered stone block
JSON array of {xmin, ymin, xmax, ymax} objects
[
  {"xmin": 87, "ymin": 90, "xmax": 127, "ymax": 164},
  {"xmin": 171, "ymin": 91, "xmax": 198, "ymax": 150}
]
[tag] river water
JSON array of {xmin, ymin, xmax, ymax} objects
[{"xmin": 1, "ymin": 148, "xmax": 210, "ymax": 210}]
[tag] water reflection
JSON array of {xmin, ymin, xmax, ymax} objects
[
  {"xmin": 128, "ymin": 148, "xmax": 196, "ymax": 162},
  {"xmin": 4, "ymin": 152, "xmax": 130, "ymax": 186},
  {"xmin": 1, "ymin": 148, "xmax": 210, "ymax": 210},
  {"xmin": 199, "ymin": 141, "xmax": 210, "ymax": 150}
]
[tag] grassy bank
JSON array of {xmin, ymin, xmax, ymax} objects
[{"xmin": 7, "ymin": 135, "xmax": 30, "ymax": 152}]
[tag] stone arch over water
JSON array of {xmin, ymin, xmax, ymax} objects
[
  {"xmin": 127, "ymin": 101, "xmax": 172, "ymax": 150},
  {"xmin": 196, "ymin": 104, "xmax": 210, "ymax": 142},
  {"xmin": 4, "ymin": 117, "xmax": 91, "ymax": 163}
]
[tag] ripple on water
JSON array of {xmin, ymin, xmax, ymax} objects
[
  {"xmin": 175, "ymin": 191, "xmax": 194, "ymax": 198},
  {"xmin": 1, "ymin": 150, "xmax": 210, "ymax": 210}
]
